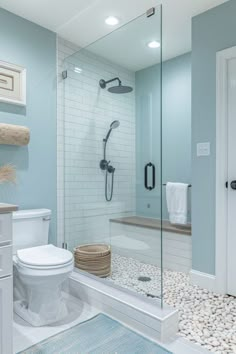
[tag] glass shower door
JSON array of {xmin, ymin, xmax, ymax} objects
[{"xmin": 62, "ymin": 5, "xmax": 163, "ymax": 303}]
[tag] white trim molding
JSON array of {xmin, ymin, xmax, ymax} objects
[
  {"xmin": 190, "ymin": 269, "xmax": 216, "ymax": 293},
  {"xmin": 215, "ymin": 46, "xmax": 236, "ymax": 295},
  {"xmin": 191, "ymin": 46, "xmax": 236, "ymax": 295}
]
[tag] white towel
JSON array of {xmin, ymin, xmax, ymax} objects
[{"xmin": 166, "ymin": 182, "xmax": 188, "ymax": 225}]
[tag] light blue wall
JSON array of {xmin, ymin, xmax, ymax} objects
[
  {"xmin": 192, "ymin": 0, "xmax": 236, "ymax": 275},
  {"xmin": 0, "ymin": 9, "xmax": 57, "ymax": 243},
  {"xmin": 162, "ymin": 54, "xmax": 192, "ymax": 220},
  {"xmin": 135, "ymin": 53, "xmax": 191, "ymax": 220}
]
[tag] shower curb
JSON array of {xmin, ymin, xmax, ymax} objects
[{"xmin": 68, "ymin": 271, "xmax": 178, "ymax": 343}]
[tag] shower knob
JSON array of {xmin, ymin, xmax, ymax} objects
[
  {"xmin": 107, "ymin": 165, "xmax": 115, "ymax": 173},
  {"xmin": 100, "ymin": 159, "xmax": 108, "ymax": 170}
]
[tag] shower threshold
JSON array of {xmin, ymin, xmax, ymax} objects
[
  {"xmin": 68, "ymin": 270, "xmax": 211, "ymax": 353},
  {"xmin": 69, "ymin": 269, "xmax": 178, "ymax": 343}
]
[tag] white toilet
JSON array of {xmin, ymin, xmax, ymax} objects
[{"xmin": 12, "ymin": 209, "xmax": 74, "ymax": 327}]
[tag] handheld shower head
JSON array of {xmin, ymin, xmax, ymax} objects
[
  {"xmin": 100, "ymin": 121, "xmax": 120, "ymax": 201},
  {"xmin": 104, "ymin": 120, "xmax": 120, "ymax": 142},
  {"xmin": 110, "ymin": 120, "xmax": 120, "ymax": 129}
]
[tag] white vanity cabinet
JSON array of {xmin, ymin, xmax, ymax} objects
[
  {"xmin": 0, "ymin": 205, "xmax": 18, "ymax": 354},
  {"xmin": 0, "ymin": 276, "xmax": 13, "ymax": 354}
]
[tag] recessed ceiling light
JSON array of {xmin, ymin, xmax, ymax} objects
[
  {"xmin": 147, "ymin": 41, "xmax": 160, "ymax": 49},
  {"xmin": 74, "ymin": 67, "xmax": 82, "ymax": 74},
  {"xmin": 105, "ymin": 16, "xmax": 119, "ymax": 26}
]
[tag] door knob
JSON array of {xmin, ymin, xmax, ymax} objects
[{"xmin": 231, "ymin": 180, "xmax": 236, "ymax": 190}]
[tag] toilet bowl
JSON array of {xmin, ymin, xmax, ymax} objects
[
  {"xmin": 14, "ymin": 244, "xmax": 74, "ymax": 326},
  {"xmin": 12, "ymin": 209, "xmax": 74, "ymax": 326}
]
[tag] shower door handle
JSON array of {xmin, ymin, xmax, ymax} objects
[
  {"xmin": 152, "ymin": 163, "xmax": 156, "ymax": 190},
  {"xmin": 144, "ymin": 163, "xmax": 151, "ymax": 190},
  {"xmin": 144, "ymin": 162, "xmax": 156, "ymax": 191}
]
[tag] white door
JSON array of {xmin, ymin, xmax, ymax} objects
[{"xmin": 227, "ymin": 53, "xmax": 236, "ymax": 296}]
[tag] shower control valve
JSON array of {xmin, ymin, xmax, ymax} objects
[
  {"xmin": 107, "ymin": 165, "xmax": 115, "ymax": 173},
  {"xmin": 100, "ymin": 159, "xmax": 115, "ymax": 173},
  {"xmin": 100, "ymin": 159, "xmax": 109, "ymax": 170}
]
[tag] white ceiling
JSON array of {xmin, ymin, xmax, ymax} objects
[
  {"xmin": 87, "ymin": 13, "xmax": 161, "ymax": 71},
  {"xmin": 0, "ymin": 0, "xmax": 229, "ymax": 69}
]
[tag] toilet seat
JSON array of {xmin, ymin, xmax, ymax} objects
[
  {"xmin": 16, "ymin": 244, "xmax": 73, "ymax": 270},
  {"xmin": 14, "ymin": 244, "xmax": 74, "ymax": 277}
]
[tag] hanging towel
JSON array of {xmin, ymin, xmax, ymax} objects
[{"xmin": 166, "ymin": 182, "xmax": 188, "ymax": 225}]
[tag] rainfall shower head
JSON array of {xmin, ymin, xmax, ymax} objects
[
  {"xmin": 104, "ymin": 120, "xmax": 120, "ymax": 142},
  {"xmin": 108, "ymin": 85, "xmax": 133, "ymax": 94},
  {"xmin": 99, "ymin": 77, "xmax": 133, "ymax": 94}
]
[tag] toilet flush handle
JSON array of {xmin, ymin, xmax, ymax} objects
[{"xmin": 43, "ymin": 216, "xmax": 51, "ymax": 221}]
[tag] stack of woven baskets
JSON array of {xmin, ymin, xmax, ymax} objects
[{"xmin": 74, "ymin": 244, "xmax": 111, "ymax": 278}]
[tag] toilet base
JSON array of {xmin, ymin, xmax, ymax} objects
[
  {"xmin": 14, "ymin": 285, "xmax": 69, "ymax": 326},
  {"xmin": 13, "ymin": 263, "xmax": 72, "ymax": 326}
]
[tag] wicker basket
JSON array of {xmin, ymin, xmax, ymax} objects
[{"xmin": 74, "ymin": 244, "xmax": 111, "ymax": 278}]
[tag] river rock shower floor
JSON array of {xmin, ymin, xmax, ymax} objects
[{"xmin": 110, "ymin": 254, "xmax": 236, "ymax": 354}]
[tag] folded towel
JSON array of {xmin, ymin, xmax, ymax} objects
[{"xmin": 166, "ymin": 182, "xmax": 188, "ymax": 225}]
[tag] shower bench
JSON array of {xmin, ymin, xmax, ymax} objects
[{"xmin": 109, "ymin": 216, "xmax": 192, "ymax": 273}]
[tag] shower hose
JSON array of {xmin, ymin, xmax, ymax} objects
[{"xmin": 105, "ymin": 169, "xmax": 114, "ymax": 202}]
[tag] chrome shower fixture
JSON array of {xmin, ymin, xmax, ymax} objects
[{"xmin": 99, "ymin": 77, "xmax": 133, "ymax": 94}]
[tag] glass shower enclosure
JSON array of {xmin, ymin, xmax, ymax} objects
[{"xmin": 62, "ymin": 6, "xmax": 163, "ymax": 304}]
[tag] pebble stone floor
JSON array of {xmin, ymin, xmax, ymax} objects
[{"xmin": 109, "ymin": 254, "xmax": 236, "ymax": 354}]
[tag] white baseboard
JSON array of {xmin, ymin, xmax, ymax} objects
[{"xmin": 190, "ymin": 269, "xmax": 216, "ymax": 292}]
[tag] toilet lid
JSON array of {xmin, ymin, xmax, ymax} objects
[{"xmin": 16, "ymin": 244, "xmax": 73, "ymax": 267}]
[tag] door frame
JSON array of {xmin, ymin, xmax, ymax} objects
[{"xmin": 216, "ymin": 46, "xmax": 236, "ymax": 294}]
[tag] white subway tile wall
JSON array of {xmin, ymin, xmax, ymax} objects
[
  {"xmin": 110, "ymin": 222, "xmax": 192, "ymax": 273},
  {"xmin": 57, "ymin": 37, "xmax": 136, "ymax": 250}
]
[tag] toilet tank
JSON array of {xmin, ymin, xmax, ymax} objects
[{"xmin": 12, "ymin": 209, "xmax": 51, "ymax": 254}]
